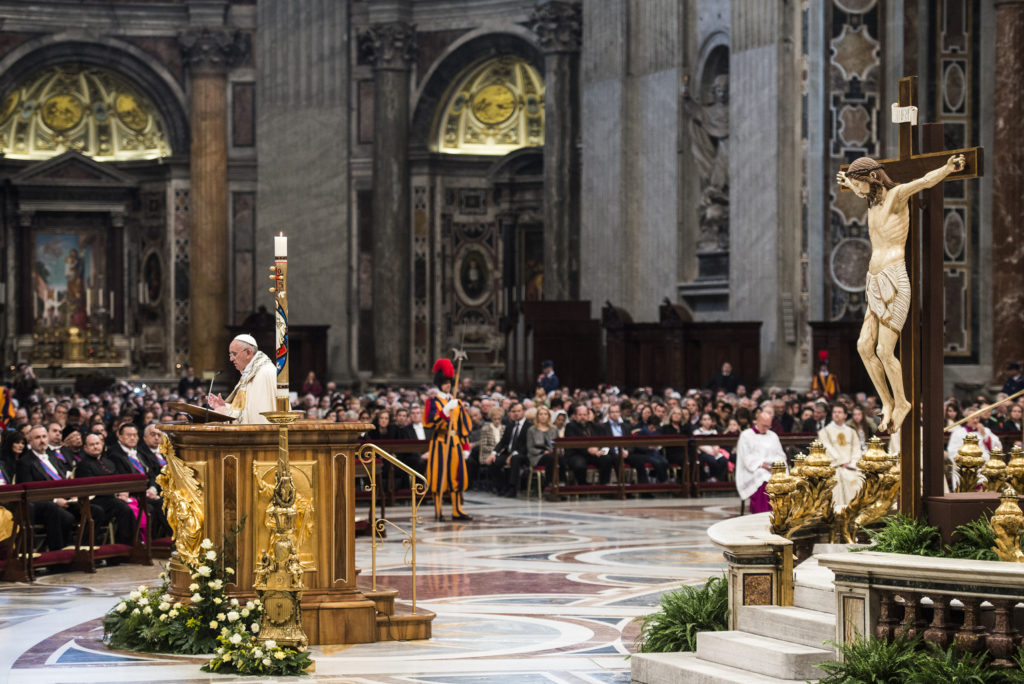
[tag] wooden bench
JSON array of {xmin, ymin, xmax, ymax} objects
[{"xmin": 3, "ymin": 473, "xmax": 152, "ymax": 581}]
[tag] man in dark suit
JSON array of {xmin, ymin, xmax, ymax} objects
[
  {"xmin": 486, "ymin": 402, "xmax": 530, "ymax": 497},
  {"xmin": 801, "ymin": 401, "xmax": 829, "ymax": 433},
  {"xmin": 563, "ymin": 404, "xmax": 616, "ymax": 486},
  {"xmin": 73, "ymin": 433, "xmax": 137, "ymax": 545},
  {"xmin": 705, "ymin": 361, "xmax": 740, "ymax": 394},
  {"xmin": 16, "ymin": 425, "xmax": 75, "ymax": 551},
  {"xmin": 109, "ymin": 423, "xmax": 168, "ymax": 537}
]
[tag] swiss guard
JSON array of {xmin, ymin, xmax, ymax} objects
[{"xmin": 423, "ymin": 358, "xmax": 473, "ymax": 522}]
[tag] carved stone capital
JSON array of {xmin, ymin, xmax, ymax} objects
[
  {"xmin": 179, "ymin": 28, "xmax": 250, "ymax": 74},
  {"xmin": 359, "ymin": 22, "xmax": 417, "ymax": 71},
  {"xmin": 531, "ymin": 1, "xmax": 582, "ymax": 54}
]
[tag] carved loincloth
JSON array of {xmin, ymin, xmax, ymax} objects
[{"xmin": 865, "ymin": 262, "xmax": 910, "ymax": 332}]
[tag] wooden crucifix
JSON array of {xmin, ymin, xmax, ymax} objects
[{"xmin": 839, "ymin": 76, "xmax": 983, "ymax": 518}]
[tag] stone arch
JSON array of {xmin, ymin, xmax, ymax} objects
[
  {"xmin": 0, "ymin": 32, "xmax": 189, "ymax": 155},
  {"xmin": 410, "ymin": 25, "xmax": 542, "ymax": 151},
  {"xmin": 695, "ymin": 32, "xmax": 729, "ymax": 101}
]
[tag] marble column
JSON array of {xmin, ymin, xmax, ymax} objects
[
  {"xmin": 360, "ymin": 22, "xmax": 415, "ymax": 380},
  {"xmin": 993, "ymin": 0, "xmax": 1024, "ymax": 377},
  {"xmin": 179, "ymin": 28, "xmax": 247, "ymax": 374},
  {"xmin": 532, "ymin": 1, "xmax": 582, "ymax": 301}
]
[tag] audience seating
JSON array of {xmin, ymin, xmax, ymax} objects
[{"xmin": 1, "ymin": 473, "xmax": 152, "ymax": 582}]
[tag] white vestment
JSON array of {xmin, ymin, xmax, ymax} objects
[
  {"xmin": 735, "ymin": 427, "xmax": 786, "ymax": 501},
  {"xmin": 946, "ymin": 426, "xmax": 1002, "ymax": 489},
  {"xmin": 818, "ymin": 422, "xmax": 864, "ymax": 510},
  {"xmin": 224, "ymin": 351, "xmax": 277, "ymax": 424}
]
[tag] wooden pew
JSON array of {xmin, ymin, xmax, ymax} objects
[{"xmin": 15, "ymin": 473, "xmax": 152, "ymax": 580}]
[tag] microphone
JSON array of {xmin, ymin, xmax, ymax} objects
[{"xmin": 207, "ymin": 371, "xmax": 221, "ymax": 398}]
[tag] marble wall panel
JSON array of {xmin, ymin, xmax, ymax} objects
[
  {"xmin": 729, "ymin": 42, "xmax": 779, "ymax": 369},
  {"xmin": 255, "ymin": 0, "xmax": 352, "ymax": 380}
]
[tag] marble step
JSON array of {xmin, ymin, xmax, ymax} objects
[
  {"xmin": 631, "ymin": 652, "xmax": 809, "ymax": 684},
  {"xmin": 696, "ymin": 630, "xmax": 832, "ymax": 680},
  {"xmin": 793, "ymin": 581, "xmax": 835, "ymax": 614},
  {"xmin": 737, "ymin": 604, "xmax": 836, "ymax": 649}
]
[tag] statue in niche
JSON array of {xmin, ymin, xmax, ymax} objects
[{"xmin": 683, "ymin": 73, "xmax": 729, "ymax": 251}]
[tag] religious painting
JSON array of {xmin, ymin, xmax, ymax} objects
[
  {"xmin": 521, "ymin": 224, "xmax": 544, "ymax": 301},
  {"xmin": 455, "ymin": 247, "xmax": 491, "ymax": 305},
  {"xmin": 32, "ymin": 231, "xmax": 106, "ymax": 330}
]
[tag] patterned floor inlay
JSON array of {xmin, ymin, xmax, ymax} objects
[{"xmin": 0, "ymin": 494, "xmax": 736, "ymax": 683}]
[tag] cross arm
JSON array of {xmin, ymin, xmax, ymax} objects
[{"xmin": 839, "ymin": 146, "xmax": 983, "ymax": 190}]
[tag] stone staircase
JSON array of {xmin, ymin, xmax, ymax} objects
[{"xmin": 631, "ymin": 558, "xmax": 838, "ymax": 683}]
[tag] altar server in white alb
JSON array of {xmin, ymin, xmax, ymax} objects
[
  {"xmin": 817, "ymin": 402, "xmax": 863, "ymax": 510},
  {"xmin": 735, "ymin": 403, "xmax": 787, "ymax": 514},
  {"xmin": 208, "ymin": 334, "xmax": 277, "ymax": 424}
]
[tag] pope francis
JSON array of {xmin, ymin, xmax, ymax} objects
[{"xmin": 207, "ymin": 334, "xmax": 277, "ymax": 424}]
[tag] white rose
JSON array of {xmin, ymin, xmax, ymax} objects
[
  {"xmin": 245, "ymin": 601, "xmax": 255, "ymax": 610},
  {"xmin": 189, "ymin": 583, "xmax": 199, "ymax": 592},
  {"xmin": 250, "ymin": 622, "xmax": 260, "ymax": 633},
  {"xmin": 206, "ymin": 550, "xmax": 217, "ymax": 561},
  {"xmin": 197, "ymin": 566, "xmax": 212, "ymax": 577},
  {"xmin": 262, "ymin": 658, "xmax": 272, "ymax": 666},
  {"xmin": 129, "ymin": 591, "xmax": 140, "ymax": 601},
  {"xmin": 201, "ymin": 539, "xmax": 214, "ymax": 550},
  {"xmin": 169, "ymin": 610, "xmax": 179, "ymax": 618},
  {"xmin": 230, "ymin": 598, "xmax": 239, "ymax": 606},
  {"xmin": 174, "ymin": 602, "xmax": 183, "ymax": 610},
  {"xmin": 191, "ymin": 593, "xmax": 202, "ymax": 603},
  {"xmin": 253, "ymin": 648, "xmax": 263, "ymax": 658},
  {"xmin": 209, "ymin": 579, "xmax": 223, "ymax": 590},
  {"xmin": 138, "ymin": 584, "xmax": 148, "ymax": 592},
  {"xmin": 158, "ymin": 602, "xmax": 170, "ymax": 612},
  {"xmin": 241, "ymin": 608, "xmax": 250, "ymax": 618},
  {"xmin": 116, "ymin": 602, "xmax": 127, "ymax": 613},
  {"xmin": 229, "ymin": 633, "xmax": 243, "ymax": 645},
  {"xmin": 226, "ymin": 567, "xmax": 235, "ymax": 575},
  {"xmin": 209, "ymin": 620, "xmax": 218, "ymax": 629},
  {"xmin": 220, "ymin": 627, "xmax": 229, "ymax": 636},
  {"xmin": 217, "ymin": 613, "xmax": 226, "ymax": 621},
  {"xmin": 227, "ymin": 611, "xmax": 240, "ymax": 622},
  {"xmin": 159, "ymin": 614, "xmax": 168, "ymax": 622},
  {"xmin": 223, "ymin": 653, "xmax": 232, "ymax": 662},
  {"xmin": 274, "ymin": 651, "xmax": 286, "ymax": 660},
  {"xmin": 264, "ymin": 639, "xmax": 277, "ymax": 649},
  {"xmin": 161, "ymin": 593, "xmax": 172, "ymax": 603},
  {"xmin": 253, "ymin": 599, "xmax": 262, "ymax": 606},
  {"xmin": 131, "ymin": 608, "xmax": 140, "ymax": 616},
  {"xmin": 138, "ymin": 597, "xmax": 149, "ymax": 606},
  {"xmin": 213, "ymin": 598, "xmax": 222, "ymax": 605},
  {"xmin": 142, "ymin": 606, "xmax": 152, "ymax": 615}
]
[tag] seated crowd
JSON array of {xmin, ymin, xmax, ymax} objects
[{"xmin": 2, "ymin": 361, "xmax": 1023, "ymax": 556}]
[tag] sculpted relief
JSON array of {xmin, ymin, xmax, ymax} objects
[{"xmin": 683, "ymin": 72, "xmax": 729, "ymax": 252}]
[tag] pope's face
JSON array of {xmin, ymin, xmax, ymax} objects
[{"xmin": 228, "ymin": 341, "xmax": 254, "ymax": 371}]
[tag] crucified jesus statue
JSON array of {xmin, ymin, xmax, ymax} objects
[{"xmin": 836, "ymin": 153, "xmax": 965, "ymax": 433}]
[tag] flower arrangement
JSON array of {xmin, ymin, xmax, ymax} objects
[{"xmin": 102, "ymin": 529, "xmax": 312, "ymax": 675}]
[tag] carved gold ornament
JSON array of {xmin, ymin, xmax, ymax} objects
[
  {"xmin": 156, "ymin": 438, "xmax": 205, "ymax": 567},
  {"xmin": 0, "ymin": 91, "xmax": 19, "ymax": 125},
  {"xmin": 991, "ymin": 488, "xmax": 1024, "ymax": 563},
  {"xmin": 954, "ymin": 432, "xmax": 986, "ymax": 492},
  {"xmin": 769, "ymin": 436, "xmax": 899, "ymax": 544},
  {"xmin": 471, "ymin": 84, "xmax": 517, "ymax": 125},
  {"xmin": 41, "ymin": 94, "xmax": 84, "ymax": 131},
  {"xmin": 0, "ymin": 64, "xmax": 171, "ymax": 161},
  {"xmin": 115, "ymin": 93, "xmax": 149, "ymax": 132}
]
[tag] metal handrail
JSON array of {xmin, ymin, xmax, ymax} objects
[{"xmin": 355, "ymin": 443, "xmax": 428, "ymax": 614}]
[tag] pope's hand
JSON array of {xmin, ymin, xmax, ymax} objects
[{"xmin": 208, "ymin": 393, "xmax": 226, "ymax": 409}]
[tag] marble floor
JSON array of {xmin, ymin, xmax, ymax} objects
[{"xmin": 0, "ymin": 493, "xmax": 737, "ymax": 683}]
